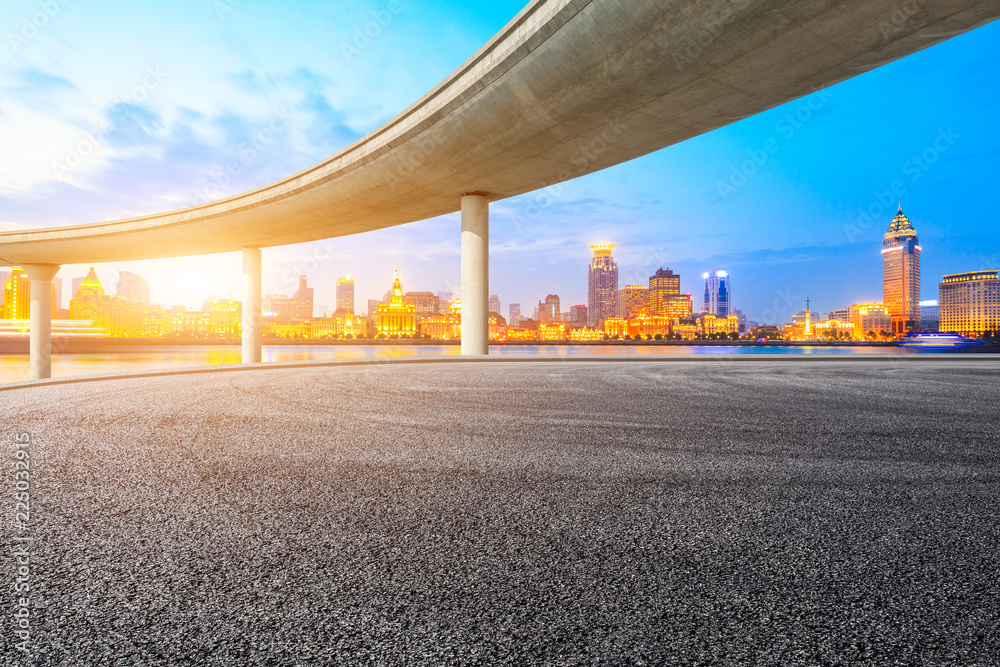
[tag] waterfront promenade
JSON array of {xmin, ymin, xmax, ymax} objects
[{"xmin": 2, "ymin": 357, "xmax": 998, "ymax": 664}]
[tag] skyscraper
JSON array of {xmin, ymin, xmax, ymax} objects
[
  {"xmin": 702, "ymin": 270, "xmax": 731, "ymax": 316},
  {"xmin": 648, "ymin": 267, "xmax": 680, "ymax": 313},
  {"xmin": 293, "ymin": 275, "xmax": 314, "ymax": 319},
  {"xmin": 508, "ymin": 303, "xmax": 521, "ymax": 327},
  {"xmin": 588, "ymin": 243, "xmax": 618, "ymax": 327},
  {"xmin": 882, "ymin": 205, "xmax": 921, "ymax": 335},
  {"xmin": 336, "ymin": 276, "xmax": 355, "ymax": 315},
  {"xmin": 117, "ymin": 271, "xmax": 150, "ymax": 305},
  {"xmin": 488, "ymin": 294, "xmax": 501, "ymax": 316},
  {"xmin": 537, "ymin": 294, "xmax": 561, "ymax": 323},
  {"xmin": 617, "ymin": 285, "xmax": 648, "ymax": 318},
  {"xmin": 648, "ymin": 267, "xmax": 692, "ymax": 320},
  {"xmin": 2, "ymin": 267, "xmax": 30, "ymax": 320}
]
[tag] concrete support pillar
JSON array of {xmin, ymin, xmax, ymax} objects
[
  {"xmin": 461, "ymin": 193, "xmax": 489, "ymax": 356},
  {"xmin": 22, "ymin": 264, "xmax": 61, "ymax": 381},
  {"xmin": 242, "ymin": 247, "xmax": 262, "ymax": 363}
]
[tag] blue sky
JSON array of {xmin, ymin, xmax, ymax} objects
[{"xmin": 1, "ymin": 1, "xmax": 998, "ymax": 323}]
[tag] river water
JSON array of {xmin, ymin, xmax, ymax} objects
[{"xmin": 0, "ymin": 344, "xmax": 918, "ymax": 385}]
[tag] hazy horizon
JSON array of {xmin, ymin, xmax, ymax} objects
[{"xmin": 1, "ymin": 0, "xmax": 998, "ymax": 322}]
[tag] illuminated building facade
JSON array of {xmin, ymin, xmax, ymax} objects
[
  {"xmin": 702, "ymin": 269, "xmax": 731, "ymax": 316},
  {"xmin": 377, "ymin": 276, "xmax": 417, "ymax": 338},
  {"xmin": 604, "ymin": 317, "xmax": 628, "ymax": 338},
  {"xmin": 70, "ymin": 267, "xmax": 147, "ymax": 337},
  {"xmin": 336, "ymin": 276, "xmax": 355, "ymax": 315},
  {"xmin": 2, "ymin": 267, "xmax": 30, "ymax": 320},
  {"xmin": 815, "ymin": 319, "xmax": 853, "ymax": 339},
  {"xmin": 506, "ymin": 328, "xmax": 537, "ymax": 341},
  {"xmin": 538, "ymin": 322, "xmax": 567, "ymax": 341},
  {"xmin": 617, "ymin": 285, "xmax": 648, "ymax": 319},
  {"xmin": 588, "ymin": 243, "xmax": 618, "ymax": 326},
  {"xmin": 699, "ymin": 313, "xmax": 739, "ymax": 336},
  {"xmin": 203, "ymin": 297, "xmax": 242, "ymax": 337},
  {"xmin": 648, "ymin": 268, "xmax": 692, "ymax": 321},
  {"xmin": 674, "ymin": 322, "xmax": 700, "ymax": 340},
  {"xmin": 569, "ymin": 327, "xmax": 604, "ymax": 341},
  {"xmin": 663, "ymin": 294, "xmax": 693, "ymax": 320},
  {"xmin": 882, "ymin": 206, "xmax": 921, "ymax": 335},
  {"xmin": 938, "ymin": 271, "xmax": 1000, "ymax": 336},
  {"xmin": 648, "ymin": 267, "xmax": 679, "ymax": 313},
  {"xmin": 630, "ymin": 314, "xmax": 674, "ymax": 339},
  {"xmin": 849, "ymin": 302, "xmax": 892, "ymax": 338},
  {"xmin": 489, "ymin": 313, "xmax": 502, "ymax": 340},
  {"xmin": 488, "ymin": 294, "xmax": 501, "ymax": 316},
  {"xmin": 420, "ymin": 300, "xmax": 462, "ymax": 340},
  {"xmin": 311, "ymin": 314, "xmax": 369, "ymax": 339}
]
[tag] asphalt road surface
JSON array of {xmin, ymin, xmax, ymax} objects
[{"xmin": 2, "ymin": 358, "xmax": 998, "ymax": 665}]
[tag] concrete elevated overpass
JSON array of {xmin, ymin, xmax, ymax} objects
[{"xmin": 2, "ymin": 0, "xmax": 998, "ymax": 378}]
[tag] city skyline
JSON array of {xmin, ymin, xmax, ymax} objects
[{"xmin": 0, "ymin": 2, "xmax": 997, "ymax": 321}]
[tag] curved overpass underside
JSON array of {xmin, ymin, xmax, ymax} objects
[{"xmin": 1, "ymin": 0, "xmax": 997, "ymax": 265}]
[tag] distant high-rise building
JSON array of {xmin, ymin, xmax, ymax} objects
[
  {"xmin": 117, "ymin": 271, "xmax": 150, "ymax": 305},
  {"xmin": 702, "ymin": 269, "xmax": 731, "ymax": 316},
  {"xmin": 488, "ymin": 294, "xmax": 501, "ymax": 316},
  {"xmin": 648, "ymin": 267, "xmax": 692, "ymax": 320},
  {"xmin": 588, "ymin": 243, "xmax": 618, "ymax": 327},
  {"xmin": 72, "ymin": 276, "xmax": 85, "ymax": 301},
  {"xmin": 508, "ymin": 303, "xmax": 521, "ymax": 327},
  {"xmin": 2, "ymin": 267, "xmax": 30, "ymax": 320},
  {"xmin": 569, "ymin": 304, "xmax": 587, "ymax": 325},
  {"xmin": 919, "ymin": 300, "xmax": 940, "ymax": 332},
  {"xmin": 0, "ymin": 270, "xmax": 9, "ymax": 306},
  {"xmin": 265, "ymin": 276, "xmax": 314, "ymax": 321},
  {"xmin": 938, "ymin": 271, "xmax": 1000, "ymax": 337},
  {"xmin": 882, "ymin": 205, "xmax": 921, "ymax": 335},
  {"xmin": 404, "ymin": 291, "xmax": 440, "ymax": 317},
  {"xmin": 336, "ymin": 276, "xmax": 355, "ymax": 315},
  {"xmin": 617, "ymin": 285, "xmax": 648, "ymax": 319},
  {"xmin": 733, "ymin": 309, "xmax": 748, "ymax": 334},
  {"xmin": 293, "ymin": 275, "xmax": 314, "ymax": 319},
  {"xmin": 53, "ymin": 277, "xmax": 63, "ymax": 311},
  {"xmin": 537, "ymin": 294, "xmax": 561, "ymax": 323},
  {"xmin": 648, "ymin": 267, "xmax": 680, "ymax": 312}
]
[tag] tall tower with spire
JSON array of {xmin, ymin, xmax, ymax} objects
[
  {"xmin": 587, "ymin": 243, "xmax": 618, "ymax": 327},
  {"xmin": 882, "ymin": 204, "xmax": 921, "ymax": 336}
]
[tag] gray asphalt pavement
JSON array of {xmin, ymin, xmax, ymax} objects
[{"xmin": 2, "ymin": 358, "xmax": 999, "ymax": 665}]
